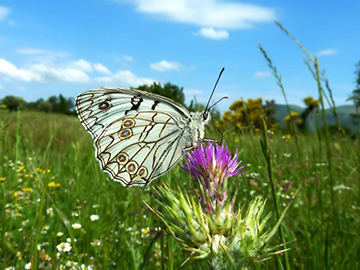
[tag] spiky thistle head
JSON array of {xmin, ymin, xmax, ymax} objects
[
  {"xmin": 147, "ymin": 142, "xmax": 290, "ymax": 270},
  {"xmin": 182, "ymin": 142, "xmax": 244, "ymax": 212}
]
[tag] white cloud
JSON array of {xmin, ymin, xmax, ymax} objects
[
  {"xmin": 94, "ymin": 70, "xmax": 154, "ymax": 87},
  {"xmin": 0, "ymin": 6, "xmax": 11, "ymax": 21},
  {"xmin": 131, "ymin": 0, "xmax": 275, "ymax": 29},
  {"xmin": 93, "ymin": 63, "xmax": 111, "ymax": 74},
  {"xmin": 197, "ymin": 27, "xmax": 229, "ymax": 40},
  {"xmin": 0, "ymin": 57, "xmax": 154, "ymax": 87},
  {"xmin": 317, "ymin": 49, "xmax": 338, "ymax": 57},
  {"xmin": 31, "ymin": 63, "xmax": 91, "ymax": 83},
  {"xmin": 0, "ymin": 59, "xmax": 42, "ymax": 82},
  {"xmin": 150, "ymin": 60, "xmax": 182, "ymax": 72},
  {"xmin": 17, "ymin": 47, "xmax": 70, "ymax": 63},
  {"xmin": 113, "ymin": 70, "xmax": 154, "ymax": 86},
  {"xmin": 123, "ymin": 55, "xmax": 134, "ymax": 62},
  {"xmin": 70, "ymin": 59, "xmax": 93, "ymax": 73},
  {"xmin": 0, "ymin": 59, "xmax": 90, "ymax": 83},
  {"xmin": 253, "ymin": 71, "xmax": 272, "ymax": 79}
]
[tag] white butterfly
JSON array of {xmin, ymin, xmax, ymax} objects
[{"xmin": 76, "ymin": 70, "xmax": 225, "ymax": 187}]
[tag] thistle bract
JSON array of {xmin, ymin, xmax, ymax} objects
[{"xmin": 149, "ymin": 142, "xmax": 289, "ymax": 269}]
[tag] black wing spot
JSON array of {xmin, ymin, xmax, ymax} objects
[
  {"xmin": 98, "ymin": 100, "xmax": 111, "ymax": 111},
  {"xmin": 125, "ymin": 96, "xmax": 143, "ymax": 115},
  {"xmin": 152, "ymin": 100, "xmax": 160, "ymax": 110}
]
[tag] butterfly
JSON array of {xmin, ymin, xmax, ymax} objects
[{"xmin": 76, "ymin": 68, "xmax": 225, "ymax": 187}]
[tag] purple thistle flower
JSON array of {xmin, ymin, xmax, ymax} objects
[
  {"xmin": 182, "ymin": 142, "xmax": 244, "ymax": 212},
  {"xmin": 148, "ymin": 142, "xmax": 289, "ymax": 268}
]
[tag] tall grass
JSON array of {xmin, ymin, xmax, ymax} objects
[{"xmin": 0, "ymin": 105, "xmax": 359, "ymax": 269}]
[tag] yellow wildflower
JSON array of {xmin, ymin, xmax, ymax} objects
[
  {"xmin": 48, "ymin": 182, "xmax": 56, "ymax": 188},
  {"xmin": 36, "ymin": 168, "xmax": 43, "ymax": 173},
  {"xmin": 284, "ymin": 115, "xmax": 291, "ymax": 123},
  {"xmin": 303, "ymin": 96, "xmax": 313, "ymax": 105},
  {"xmin": 309, "ymin": 99, "xmax": 319, "ymax": 108},
  {"xmin": 290, "ymin": 111, "xmax": 299, "ymax": 118},
  {"xmin": 141, "ymin": 227, "xmax": 151, "ymax": 238},
  {"xmin": 56, "ymin": 183, "xmax": 61, "ymax": 188},
  {"xmin": 0, "ymin": 177, "xmax": 6, "ymax": 182},
  {"xmin": 297, "ymin": 118, "xmax": 304, "ymax": 125},
  {"xmin": 24, "ymin": 174, "xmax": 30, "ymax": 178},
  {"xmin": 222, "ymin": 111, "xmax": 233, "ymax": 121},
  {"xmin": 23, "ymin": 188, "xmax": 33, "ymax": 193},
  {"xmin": 18, "ymin": 165, "xmax": 25, "ymax": 173},
  {"xmin": 229, "ymin": 99, "xmax": 244, "ymax": 111}
]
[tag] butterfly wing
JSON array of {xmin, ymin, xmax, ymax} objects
[
  {"xmin": 76, "ymin": 88, "xmax": 192, "ymax": 186},
  {"xmin": 76, "ymin": 88, "xmax": 190, "ymax": 139}
]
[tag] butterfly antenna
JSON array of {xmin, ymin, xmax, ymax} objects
[
  {"xmin": 208, "ymin": 96, "xmax": 228, "ymax": 111},
  {"xmin": 204, "ymin": 67, "xmax": 225, "ymax": 113}
]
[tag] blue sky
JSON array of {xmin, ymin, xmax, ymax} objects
[{"xmin": 0, "ymin": 0, "xmax": 359, "ymax": 111}]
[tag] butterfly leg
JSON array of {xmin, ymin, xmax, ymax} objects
[
  {"xmin": 183, "ymin": 146, "xmax": 194, "ymax": 152},
  {"xmin": 200, "ymin": 138, "xmax": 218, "ymax": 144}
]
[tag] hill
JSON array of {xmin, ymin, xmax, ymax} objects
[{"xmin": 274, "ymin": 104, "xmax": 360, "ymax": 132}]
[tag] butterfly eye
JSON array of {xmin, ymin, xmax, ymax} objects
[
  {"xmin": 138, "ymin": 167, "xmax": 148, "ymax": 178},
  {"xmin": 126, "ymin": 162, "xmax": 138, "ymax": 174},
  {"xmin": 119, "ymin": 129, "xmax": 132, "ymax": 139},
  {"xmin": 203, "ymin": 112, "xmax": 208, "ymax": 121},
  {"xmin": 98, "ymin": 101, "xmax": 111, "ymax": 111},
  {"xmin": 117, "ymin": 153, "xmax": 128, "ymax": 164},
  {"xmin": 123, "ymin": 119, "xmax": 135, "ymax": 128}
]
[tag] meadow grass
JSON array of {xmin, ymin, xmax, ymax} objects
[{"xmin": 0, "ymin": 108, "xmax": 359, "ymax": 269}]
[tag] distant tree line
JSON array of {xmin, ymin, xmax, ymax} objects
[
  {"xmin": 0, "ymin": 83, "xmax": 221, "ymax": 119},
  {"xmin": 0, "ymin": 94, "xmax": 76, "ymax": 115},
  {"xmin": 348, "ymin": 61, "xmax": 360, "ymax": 124}
]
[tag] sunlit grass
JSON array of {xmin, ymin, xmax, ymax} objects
[{"xmin": 0, "ymin": 109, "xmax": 359, "ymax": 269}]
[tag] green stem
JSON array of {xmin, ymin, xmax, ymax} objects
[
  {"xmin": 260, "ymin": 119, "xmax": 290, "ymax": 270},
  {"xmin": 32, "ymin": 179, "xmax": 47, "ymax": 270},
  {"xmin": 15, "ymin": 109, "xmax": 21, "ymax": 178},
  {"xmin": 314, "ymin": 58, "xmax": 336, "ymax": 215},
  {"xmin": 259, "ymin": 44, "xmax": 303, "ymax": 167}
]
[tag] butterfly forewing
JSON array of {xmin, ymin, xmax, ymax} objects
[
  {"xmin": 76, "ymin": 89, "xmax": 190, "ymax": 139},
  {"xmin": 76, "ymin": 88, "xmax": 193, "ymax": 186}
]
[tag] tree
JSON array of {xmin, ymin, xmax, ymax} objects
[
  {"xmin": 46, "ymin": 94, "xmax": 75, "ymax": 114},
  {"xmin": 37, "ymin": 99, "xmax": 53, "ymax": 113},
  {"xmin": 48, "ymin": 96, "xmax": 60, "ymax": 112},
  {"xmin": 2, "ymin": 96, "xmax": 27, "ymax": 112},
  {"xmin": 347, "ymin": 61, "xmax": 360, "ymax": 123},
  {"xmin": 135, "ymin": 82, "xmax": 186, "ymax": 106}
]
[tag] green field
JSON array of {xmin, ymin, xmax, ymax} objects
[{"xmin": 0, "ymin": 110, "xmax": 359, "ymax": 269}]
